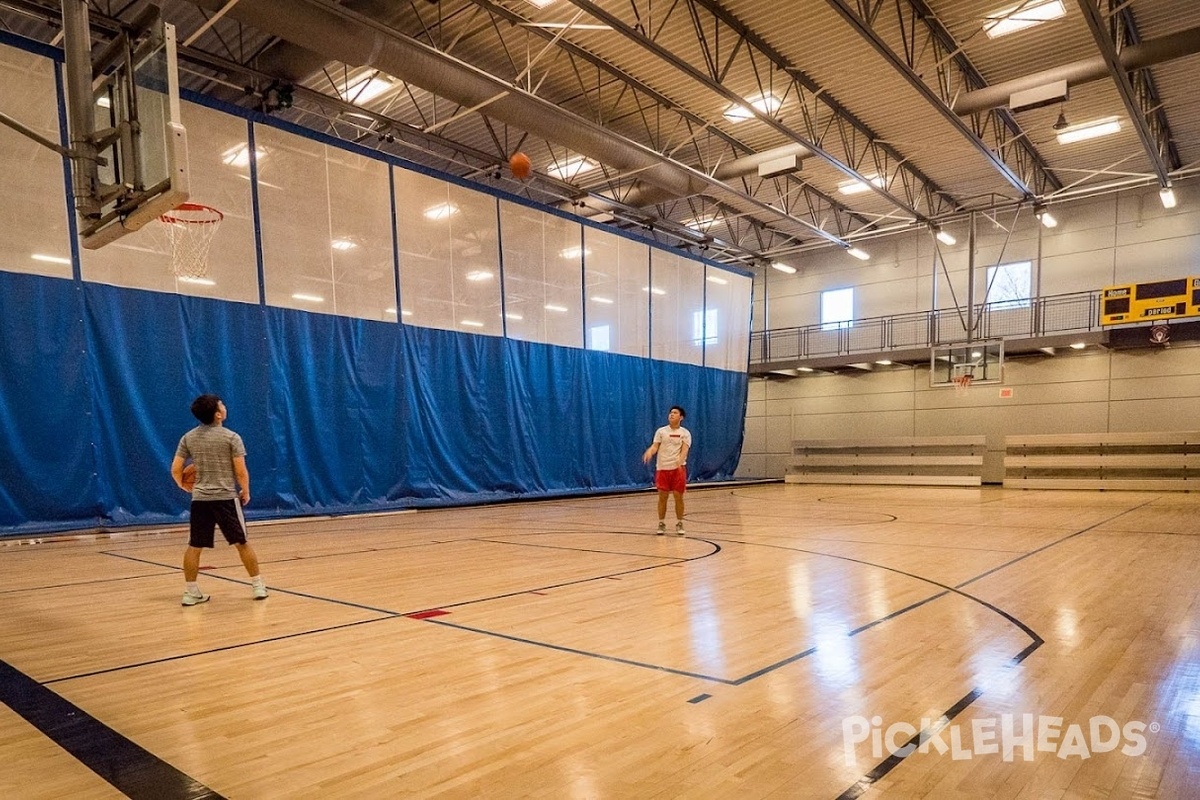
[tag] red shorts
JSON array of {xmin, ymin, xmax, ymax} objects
[{"xmin": 655, "ymin": 466, "xmax": 687, "ymax": 494}]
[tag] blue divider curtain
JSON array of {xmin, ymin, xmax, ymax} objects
[{"xmin": 0, "ymin": 271, "xmax": 747, "ymax": 535}]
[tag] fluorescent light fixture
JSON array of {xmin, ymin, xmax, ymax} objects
[
  {"xmin": 797, "ymin": 366, "xmax": 815, "ymax": 373},
  {"xmin": 875, "ymin": 360, "xmax": 892, "ymax": 366},
  {"xmin": 460, "ymin": 319, "xmax": 484, "ymax": 328},
  {"xmin": 706, "ymin": 275, "xmax": 729, "ymax": 285},
  {"xmin": 934, "ymin": 228, "xmax": 957, "ymax": 246},
  {"xmin": 770, "ymin": 262, "xmax": 797, "ymax": 274},
  {"xmin": 559, "ymin": 246, "xmax": 591, "ymax": 259},
  {"xmin": 291, "ymin": 293, "xmax": 325, "ymax": 303},
  {"xmin": 838, "ymin": 174, "xmax": 885, "ymax": 195},
  {"xmin": 96, "ymin": 95, "xmax": 111, "ymax": 108},
  {"xmin": 847, "ymin": 247, "xmax": 870, "ymax": 261},
  {"xmin": 465, "ymin": 270, "xmax": 493, "ymax": 282},
  {"xmin": 523, "ymin": 22, "xmax": 610, "ymax": 30},
  {"xmin": 984, "ymin": 0, "xmax": 1066, "ymax": 39},
  {"xmin": 1160, "ymin": 186, "xmax": 1177, "ymax": 209},
  {"xmin": 1069, "ymin": 342, "xmax": 1087, "ymax": 350},
  {"xmin": 591, "ymin": 296, "xmax": 614, "ymax": 304},
  {"xmin": 341, "ymin": 76, "xmax": 394, "ymax": 104},
  {"xmin": 505, "ymin": 312, "xmax": 524, "ymax": 321},
  {"xmin": 1055, "ymin": 116, "xmax": 1121, "ymax": 145},
  {"xmin": 971, "ymin": 351, "xmax": 983, "ymax": 359},
  {"xmin": 1036, "ymin": 207, "xmax": 1058, "ymax": 228},
  {"xmin": 544, "ymin": 303, "xmax": 569, "ymax": 313},
  {"xmin": 423, "ymin": 202, "xmax": 458, "ymax": 220},
  {"xmin": 179, "ymin": 276, "xmax": 216, "ymax": 286},
  {"xmin": 222, "ymin": 145, "xmax": 265, "ymax": 168},
  {"xmin": 546, "ymin": 156, "xmax": 598, "ymax": 180},
  {"xmin": 331, "ymin": 239, "xmax": 357, "ymax": 251},
  {"xmin": 524, "ymin": 0, "xmax": 556, "ymax": 7},
  {"xmin": 723, "ymin": 93, "xmax": 782, "ymax": 122},
  {"xmin": 642, "ymin": 286, "xmax": 667, "ymax": 295},
  {"xmin": 685, "ymin": 214, "xmax": 717, "ymax": 231},
  {"xmin": 31, "ymin": 253, "xmax": 72, "ymax": 265}
]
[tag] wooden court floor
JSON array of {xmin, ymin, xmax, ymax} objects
[{"xmin": 2, "ymin": 484, "xmax": 1199, "ymax": 799}]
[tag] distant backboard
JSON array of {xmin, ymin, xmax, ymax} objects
[
  {"xmin": 69, "ymin": 11, "xmax": 188, "ymax": 249},
  {"xmin": 930, "ymin": 339, "xmax": 1003, "ymax": 387}
]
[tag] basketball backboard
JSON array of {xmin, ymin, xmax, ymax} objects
[
  {"xmin": 930, "ymin": 339, "xmax": 1003, "ymax": 387},
  {"xmin": 64, "ymin": 5, "xmax": 189, "ymax": 249}
]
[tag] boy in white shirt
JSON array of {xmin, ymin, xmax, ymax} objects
[{"xmin": 642, "ymin": 406, "xmax": 692, "ymax": 535}]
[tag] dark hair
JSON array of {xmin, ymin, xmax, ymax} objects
[
  {"xmin": 190, "ymin": 394, "xmax": 222, "ymax": 424},
  {"xmin": 671, "ymin": 405, "xmax": 686, "ymax": 419}
]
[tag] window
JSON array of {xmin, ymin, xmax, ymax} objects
[
  {"xmin": 985, "ymin": 261, "xmax": 1031, "ymax": 309},
  {"xmin": 821, "ymin": 288, "xmax": 854, "ymax": 330},
  {"xmin": 692, "ymin": 308, "xmax": 718, "ymax": 346}
]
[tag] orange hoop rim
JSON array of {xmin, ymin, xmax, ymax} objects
[{"xmin": 160, "ymin": 202, "xmax": 224, "ymax": 225}]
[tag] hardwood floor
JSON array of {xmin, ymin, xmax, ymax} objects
[{"xmin": 2, "ymin": 484, "xmax": 1198, "ymax": 798}]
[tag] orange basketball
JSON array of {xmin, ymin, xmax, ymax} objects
[
  {"xmin": 509, "ymin": 152, "xmax": 532, "ymax": 180},
  {"xmin": 181, "ymin": 463, "xmax": 197, "ymax": 493}
]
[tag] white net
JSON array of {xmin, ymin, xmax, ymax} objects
[{"xmin": 160, "ymin": 203, "xmax": 223, "ymax": 279}]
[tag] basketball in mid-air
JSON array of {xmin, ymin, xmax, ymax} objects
[
  {"xmin": 509, "ymin": 151, "xmax": 532, "ymax": 180},
  {"xmin": 181, "ymin": 463, "xmax": 197, "ymax": 492}
]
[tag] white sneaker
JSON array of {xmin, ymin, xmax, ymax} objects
[
  {"xmin": 656, "ymin": 521, "xmax": 666, "ymax": 535},
  {"xmin": 675, "ymin": 521, "xmax": 686, "ymax": 536},
  {"xmin": 252, "ymin": 582, "xmax": 268, "ymax": 600},
  {"xmin": 181, "ymin": 590, "xmax": 209, "ymax": 606}
]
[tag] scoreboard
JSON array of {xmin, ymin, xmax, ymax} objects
[{"xmin": 1100, "ymin": 276, "xmax": 1200, "ymax": 325}]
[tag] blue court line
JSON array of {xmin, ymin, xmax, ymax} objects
[{"xmin": 0, "ymin": 659, "xmax": 224, "ymax": 799}]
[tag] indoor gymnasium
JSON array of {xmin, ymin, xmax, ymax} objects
[{"xmin": 1, "ymin": 1, "xmax": 1198, "ymax": 797}]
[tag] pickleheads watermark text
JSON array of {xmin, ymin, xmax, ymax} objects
[{"xmin": 843, "ymin": 714, "xmax": 1158, "ymax": 765}]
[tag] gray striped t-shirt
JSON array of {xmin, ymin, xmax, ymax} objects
[{"xmin": 175, "ymin": 425, "xmax": 246, "ymax": 501}]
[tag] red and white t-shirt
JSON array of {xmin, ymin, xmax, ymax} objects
[{"xmin": 653, "ymin": 425, "xmax": 692, "ymax": 470}]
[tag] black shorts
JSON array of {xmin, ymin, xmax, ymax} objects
[{"xmin": 189, "ymin": 499, "xmax": 248, "ymax": 548}]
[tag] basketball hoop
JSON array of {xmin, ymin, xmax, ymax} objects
[
  {"xmin": 952, "ymin": 372, "xmax": 974, "ymax": 394},
  {"xmin": 160, "ymin": 203, "xmax": 223, "ymax": 279}
]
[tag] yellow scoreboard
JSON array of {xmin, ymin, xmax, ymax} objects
[{"xmin": 1100, "ymin": 276, "xmax": 1200, "ymax": 325}]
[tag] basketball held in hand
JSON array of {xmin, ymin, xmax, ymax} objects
[
  {"xmin": 509, "ymin": 151, "xmax": 532, "ymax": 180},
  {"xmin": 181, "ymin": 463, "xmax": 197, "ymax": 493}
]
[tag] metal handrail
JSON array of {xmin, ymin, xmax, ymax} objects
[{"xmin": 751, "ymin": 289, "xmax": 1102, "ymax": 365}]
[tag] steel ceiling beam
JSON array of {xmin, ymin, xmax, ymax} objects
[
  {"xmin": 1075, "ymin": 0, "xmax": 1175, "ymax": 185},
  {"xmin": 823, "ymin": 0, "xmax": 1060, "ymax": 200},
  {"xmin": 562, "ymin": 0, "xmax": 958, "ymax": 223}
]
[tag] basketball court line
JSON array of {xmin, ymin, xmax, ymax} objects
[{"xmin": 0, "ymin": 659, "xmax": 224, "ymax": 800}]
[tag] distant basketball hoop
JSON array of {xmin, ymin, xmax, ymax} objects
[
  {"xmin": 952, "ymin": 371, "xmax": 974, "ymax": 394},
  {"xmin": 160, "ymin": 203, "xmax": 222, "ymax": 279}
]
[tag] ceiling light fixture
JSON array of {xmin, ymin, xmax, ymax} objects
[
  {"xmin": 847, "ymin": 247, "xmax": 870, "ymax": 261},
  {"xmin": 1055, "ymin": 116, "xmax": 1121, "ymax": 145},
  {"xmin": 723, "ymin": 93, "xmax": 782, "ymax": 123},
  {"xmin": 1035, "ymin": 204, "xmax": 1058, "ymax": 228},
  {"xmin": 685, "ymin": 214, "xmax": 717, "ymax": 231},
  {"xmin": 933, "ymin": 226, "xmax": 957, "ymax": 246},
  {"xmin": 340, "ymin": 75, "xmax": 394, "ymax": 105},
  {"xmin": 770, "ymin": 262, "xmax": 797, "ymax": 274},
  {"xmin": 546, "ymin": 156, "xmax": 598, "ymax": 180},
  {"xmin": 837, "ymin": 174, "xmax": 885, "ymax": 195},
  {"xmin": 984, "ymin": 0, "xmax": 1066, "ymax": 39},
  {"xmin": 1160, "ymin": 186, "xmax": 1178, "ymax": 209},
  {"xmin": 1069, "ymin": 342, "xmax": 1086, "ymax": 350},
  {"xmin": 797, "ymin": 367, "xmax": 814, "ymax": 373},
  {"xmin": 523, "ymin": 0, "xmax": 556, "ymax": 7}
]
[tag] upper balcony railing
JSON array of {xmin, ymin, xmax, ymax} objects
[{"xmin": 750, "ymin": 290, "xmax": 1102, "ymax": 366}]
